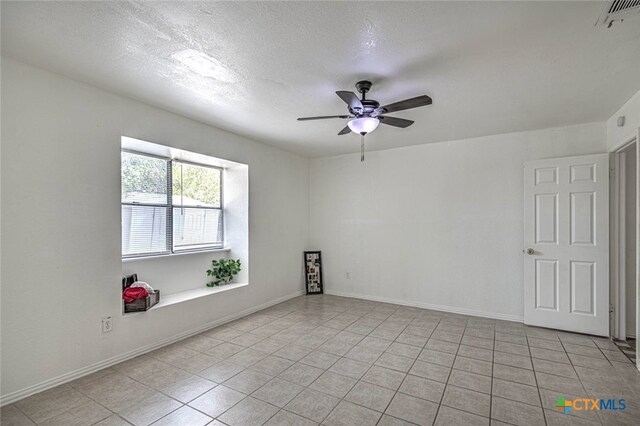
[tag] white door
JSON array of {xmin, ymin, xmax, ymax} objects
[{"xmin": 524, "ymin": 153, "xmax": 609, "ymax": 336}]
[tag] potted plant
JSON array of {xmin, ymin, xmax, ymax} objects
[{"xmin": 206, "ymin": 258, "xmax": 241, "ymax": 287}]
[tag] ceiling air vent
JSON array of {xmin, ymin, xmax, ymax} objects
[{"xmin": 596, "ymin": 0, "xmax": 640, "ymax": 27}]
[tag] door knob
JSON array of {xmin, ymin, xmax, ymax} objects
[{"xmin": 525, "ymin": 248, "xmax": 535, "ymax": 255}]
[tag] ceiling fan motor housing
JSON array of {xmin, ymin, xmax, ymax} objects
[
  {"xmin": 351, "ymin": 81, "xmax": 380, "ymax": 116},
  {"xmin": 351, "ymin": 99, "xmax": 380, "ymax": 116}
]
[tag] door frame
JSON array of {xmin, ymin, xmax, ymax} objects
[
  {"xmin": 611, "ymin": 137, "xmax": 635, "ymax": 340},
  {"xmin": 609, "ymin": 129, "xmax": 639, "ymax": 370}
]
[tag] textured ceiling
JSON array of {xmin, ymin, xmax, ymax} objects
[{"xmin": 2, "ymin": 1, "xmax": 640, "ymax": 157}]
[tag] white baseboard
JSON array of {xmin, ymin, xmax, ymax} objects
[
  {"xmin": 0, "ymin": 290, "xmax": 304, "ymax": 406},
  {"xmin": 325, "ymin": 289, "xmax": 524, "ymax": 323}
]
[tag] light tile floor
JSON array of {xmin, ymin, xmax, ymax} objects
[
  {"xmin": 2, "ymin": 295, "xmax": 640, "ymax": 425},
  {"xmin": 614, "ymin": 339, "xmax": 636, "ymax": 363}
]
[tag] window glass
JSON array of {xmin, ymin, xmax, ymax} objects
[
  {"xmin": 121, "ymin": 205, "xmax": 168, "ymax": 257},
  {"xmin": 121, "ymin": 151, "xmax": 223, "ymax": 258},
  {"xmin": 121, "ymin": 151, "xmax": 168, "ymax": 205},
  {"xmin": 173, "ymin": 207, "xmax": 222, "ymax": 251},
  {"xmin": 172, "ymin": 162, "xmax": 221, "ymax": 208}
]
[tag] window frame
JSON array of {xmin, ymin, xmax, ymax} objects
[
  {"xmin": 121, "ymin": 149, "xmax": 224, "ymax": 259},
  {"xmin": 171, "ymin": 159, "xmax": 224, "ymax": 253}
]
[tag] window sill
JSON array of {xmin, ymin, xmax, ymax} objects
[
  {"xmin": 122, "ymin": 247, "xmax": 230, "ymax": 263},
  {"xmin": 122, "ymin": 282, "xmax": 248, "ymax": 316}
]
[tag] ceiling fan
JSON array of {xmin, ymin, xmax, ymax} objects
[{"xmin": 297, "ymin": 80, "xmax": 432, "ymax": 161}]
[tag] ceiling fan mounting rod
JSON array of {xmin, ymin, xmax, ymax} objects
[{"xmin": 355, "ymin": 80, "xmax": 372, "ymax": 100}]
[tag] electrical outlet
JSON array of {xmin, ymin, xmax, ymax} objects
[
  {"xmin": 102, "ymin": 317, "xmax": 113, "ymax": 333},
  {"xmin": 345, "ymin": 271, "xmax": 351, "ymax": 280}
]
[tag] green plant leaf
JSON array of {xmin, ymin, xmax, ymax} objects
[{"xmin": 206, "ymin": 258, "xmax": 241, "ymax": 287}]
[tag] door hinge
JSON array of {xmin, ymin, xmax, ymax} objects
[
  {"xmin": 610, "ymin": 304, "xmax": 615, "ymax": 314},
  {"xmin": 609, "ymin": 168, "xmax": 615, "ymax": 179}
]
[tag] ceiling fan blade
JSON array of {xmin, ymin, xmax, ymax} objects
[
  {"xmin": 381, "ymin": 95, "xmax": 432, "ymax": 114},
  {"xmin": 338, "ymin": 125, "xmax": 352, "ymax": 135},
  {"xmin": 297, "ymin": 115, "xmax": 351, "ymax": 121},
  {"xmin": 336, "ymin": 91, "xmax": 364, "ymax": 112},
  {"xmin": 379, "ymin": 115, "xmax": 414, "ymax": 128}
]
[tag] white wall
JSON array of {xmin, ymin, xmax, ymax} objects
[
  {"xmin": 608, "ymin": 89, "xmax": 640, "ymax": 151},
  {"xmin": 122, "ymin": 251, "xmax": 229, "ymax": 296},
  {"xmin": 310, "ymin": 123, "xmax": 606, "ymax": 320},
  {"xmin": 0, "ymin": 58, "xmax": 309, "ymax": 399}
]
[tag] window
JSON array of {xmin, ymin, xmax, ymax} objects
[{"xmin": 121, "ymin": 150, "xmax": 223, "ymax": 258}]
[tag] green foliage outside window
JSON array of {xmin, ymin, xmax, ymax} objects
[
  {"xmin": 172, "ymin": 162, "xmax": 221, "ymax": 207},
  {"xmin": 121, "ymin": 152, "xmax": 220, "ymax": 207}
]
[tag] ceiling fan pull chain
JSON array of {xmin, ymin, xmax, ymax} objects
[{"xmin": 361, "ymin": 134, "xmax": 365, "ymax": 162}]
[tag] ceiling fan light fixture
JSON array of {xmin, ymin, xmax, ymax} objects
[{"xmin": 348, "ymin": 117, "xmax": 380, "ymax": 135}]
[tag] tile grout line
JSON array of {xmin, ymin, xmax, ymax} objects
[
  {"xmin": 489, "ymin": 325, "xmax": 495, "ymax": 424},
  {"xmin": 526, "ymin": 329, "xmax": 549, "ymax": 426},
  {"xmin": 430, "ymin": 318, "xmax": 464, "ymax": 425},
  {"xmin": 318, "ymin": 307, "xmax": 405, "ymax": 425},
  {"xmin": 154, "ymin": 311, "xmax": 296, "ymax": 425},
  {"xmin": 557, "ymin": 336, "xmax": 604, "ymax": 425},
  {"xmin": 375, "ymin": 317, "xmax": 434, "ymax": 425},
  {"xmin": 274, "ymin": 313, "xmax": 380, "ymax": 424},
  {"xmin": 344, "ymin": 309, "xmax": 437, "ymax": 424},
  {"xmin": 449, "ymin": 323, "xmax": 497, "ymax": 420},
  {"xmin": 244, "ymin": 307, "xmax": 397, "ymax": 425},
  {"xmin": 47, "ymin": 380, "xmax": 128, "ymax": 425},
  {"xmin": 351, "ymin": 316, "xmax": 517, "ymax": 423},
  {"xmin": 12, "ymin": 297, "xmax": 640, "ymax": 426},
  {"xmin": 11, "ymin": 399, "xmax": 43, "ymax": 425},
  {"xmin": 119, "ymin": 321, "xmax": 531, "ymax": 424}
]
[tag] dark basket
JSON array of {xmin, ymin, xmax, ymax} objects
[
  {"xmin": 122, "ymin": 273, "xmax": 159, "ymax": 313},
  {"xmin": 124, "ymin": 290, "xmax": 160, "ymax": 313}
]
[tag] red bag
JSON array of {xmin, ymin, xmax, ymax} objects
[{"xmin": 122, "ymin": 287, "xmax": 149, "ymax": 303}]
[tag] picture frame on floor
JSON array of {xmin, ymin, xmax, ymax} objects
[{"xmin": 304, "ymin": 251, "xmax": 323, "ymax": 294}]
